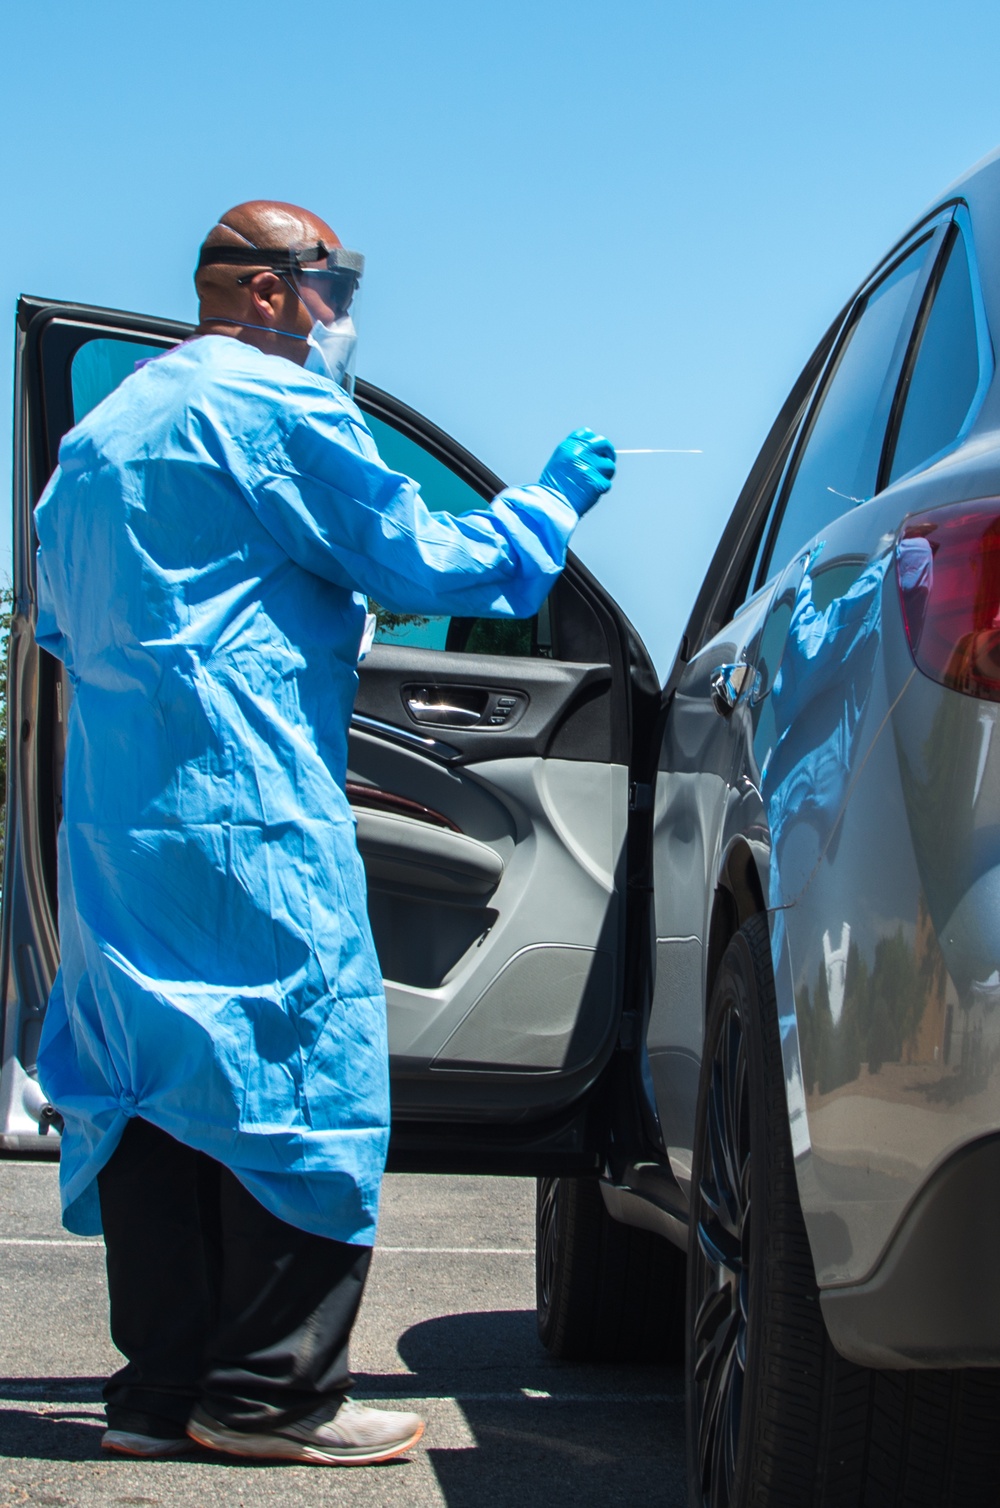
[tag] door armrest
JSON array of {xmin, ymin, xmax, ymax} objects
[{"xmin": 353, "ymin": 807, "xmax": 504, "ymax": 895}]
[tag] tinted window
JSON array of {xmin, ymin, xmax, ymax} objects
[
  {"xmin": 363, "ymin": 413, "xmax": 540, "ymax": 654},
  {"xmin": 365, "ymin": 414, "xmax": 481, "ymax": 651},
  {"xmin": 888, "ymin": 229, "xmax": 981, "ymax": 484},
  {"xmin": 365, "ymin": 414, "xmax": 484, "ymax": 518},
  {"xmin": 71, "ymin": 337, "xmax": 169, "ymax": 420},
  {"xmin": 70, "ymin": 335, "xmax": 540, "ymax": 658},
  {"xmin": 763, "ymin": 239, "xmax": 930, "ymax": 581}
]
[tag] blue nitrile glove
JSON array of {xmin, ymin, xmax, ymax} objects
[{"xmin": 539, "ymin": 428, "xmax": 617, "ymax": 517}]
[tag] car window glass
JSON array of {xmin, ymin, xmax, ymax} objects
[
  {"xmin": 71, "ymin": 337, "xmax": 170, "ymax": 421},
  {"xmin": 762, "ymin": 239, "xmax": 930, "ymax": 583},
  {"xmin": 362, "ymin": 413, "xmax": 477, "ymax": 650},
  {"xmin": 363, "ymin": 414, "xmax": 483, "ymax": 517},
  {"xmin": 888, "ymin": 229, "xmax": 981, "ymax": 484},
  {"xmin": 362, "ymin": 413, "xmax": 540, "ymax": 655},
  {"xmin": 68, "ymin": 336, "xmax": 541, "ymax": 659},
  {"xmin": 742, "ymin": 427, "xmax": 804, "ymax": 607}
]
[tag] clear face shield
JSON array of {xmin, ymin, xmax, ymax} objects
[
  {"xmin": 196, "ymin": 235, "xmax": 365, "ymax": 394},
  {"xmin": 286, "ymin": 243, "xmax": 364, "ymax": 394}
]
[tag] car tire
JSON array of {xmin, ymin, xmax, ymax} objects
[
  {"xmin": 687, "ymin": 912, "xmax": 1000, "ymax": 1507},
  {"xmin": 535, "ymin": 1173, "xmax": 685, "ymax": 1362}
]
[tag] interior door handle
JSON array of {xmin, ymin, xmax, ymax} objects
[
  {"xmin": 710, "ymin": 662, "xmax": 759, "ymax": 717},
  {"xmin": 406, "ymin": 698, "xmax": 483, "ymax": 726}
]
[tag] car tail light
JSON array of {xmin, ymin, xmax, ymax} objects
[{"xmin": 897, "ymin": 499, "xmax": 1000, "ymax": 702}]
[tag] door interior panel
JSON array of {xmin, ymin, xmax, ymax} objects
[
  {"xmin": 354, "ymin": 807, "xmax": 505, "ymax": 895},
  {"xmin": 355, "ymin": 644, "xmax": 613, "ymax": 761},
  {"xmin": 349, "ymin": 702, "xmax": 630, "ymax": 1117},
  {"xmin": 435, "ymin": 943, "xmax": 615, "ymax": 1072}
]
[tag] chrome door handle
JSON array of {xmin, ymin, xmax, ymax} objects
[
  {"xmin": 406, "ymin": 698, "xmax": 483, "ymax": 726},
  {"xmin": 710, "ymin": 662, "xmax": 759, "ymax": 717}
]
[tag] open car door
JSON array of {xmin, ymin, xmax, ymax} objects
[{"xmin": 1, "ymin": 297, "xmax": 659, "ymax": 1174}]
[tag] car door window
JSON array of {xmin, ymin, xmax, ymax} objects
[
  {"xmin": 761, "ymin": 238, "xmax": 931, "ymax": 584},
  {"xmin": 71, "ymin": 337, "xmax": 168, "ymax": 420},
  {"xmin": 362, "ymin": 413, "xmax": 544, "ymax": 656},
  {"xmin": 68, "ymin": 334, "xmax": 541, "ymax": 659},
  {"xmin": 360, "ymin": 414, "xmax": 478, "ymax": 651},
  {"xmin": 887, "ymin": 226, "xmax": 983, "ymax": 484}
]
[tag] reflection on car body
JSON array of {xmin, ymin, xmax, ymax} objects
[{"xmin": 8, "ymin": 148, "xmax": 1000, "ymax": 1504}]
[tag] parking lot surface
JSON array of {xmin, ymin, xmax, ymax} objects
[{"xmin": 0, "ymin": 1161, "xmax": 686, "ymax": 1507}]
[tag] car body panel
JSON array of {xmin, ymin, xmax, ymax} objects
[
  {"xmin": 787, "ymin": 518, "xmax": 1000, "ymax": 1288},
  {"xmin": 646, "ymin": 148, "xmax": 1000, "ymax": 1327},
  {"xmin": 647, "ymin": 576, "xmax": 777, "ymax": 1193}
]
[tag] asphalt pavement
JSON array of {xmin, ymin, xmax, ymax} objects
[{"xmin": 0, "ymin": 1159, "xmax": 687, "ymax": 1507}]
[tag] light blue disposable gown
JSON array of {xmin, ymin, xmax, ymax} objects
[{"xmin": 34, "ymin": 335, "xmax": 580, "ymax": 1244}]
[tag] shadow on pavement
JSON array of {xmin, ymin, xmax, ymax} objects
[
  {"xmin": 0, "ymin": 1378, "xmax": 105, "ymax": 1402},
  {"xmin": 392, "ymin": 1306, "xmax": 683, "ymax": 1395},
  {"xmin": 391, "ymin": 1309, "xmax": 688, "ymax": 1508},
  {"xmin": 1, "ymin": 1407, "xmax": 108, "ymax": 1462},
  {"xmin": 0, "ymin": 1313, "xmax": 688, "ymax": 1505},
  {"xmin": 423, "ymin": 1404, "xmax": 686, "ymax": 1508},
  {"xmin": 396, "ymin": 1307, "xmax": 540, "ymax": 1376}
]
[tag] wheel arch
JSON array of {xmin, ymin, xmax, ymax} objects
[{"xmin": 705, "ymin": 838, "xmax": 768, "ymax": 1017}]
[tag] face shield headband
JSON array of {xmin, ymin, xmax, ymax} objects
[{"xmin": 197, "ymin": 238, "xmax": 365, "ymax": 392}]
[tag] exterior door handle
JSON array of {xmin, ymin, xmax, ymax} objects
[{"xmin": 710, "ymin": 662, "xmax": 759, "ymax": 717}]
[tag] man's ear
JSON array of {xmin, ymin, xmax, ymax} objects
[{"xmin": 247, "ymin": 271, "xmax": 286, "ymax": 323}]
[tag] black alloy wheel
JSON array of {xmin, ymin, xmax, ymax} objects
[
  {"xmin": 686, "ymin": 912, "xmax": 1000, "ymax": 1508},
  {"xmin": 689, "ymin": 983, "xmax": 751, "ymax": 1504},
  {"xmin": 536, "ymin": 1173, "xmax": 561, "ymax": 1322}
]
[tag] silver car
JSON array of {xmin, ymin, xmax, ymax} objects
[{"xmin": 6, "ymin": 147, "xmax": 1000, "ymax": 1505}]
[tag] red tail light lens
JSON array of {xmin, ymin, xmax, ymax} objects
[{"xmin": 897, "ymin": 499, "xmax": 1000, "ymax": 701}]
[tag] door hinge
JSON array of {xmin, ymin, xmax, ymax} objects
[{"xmin": 629, "ymin": 782, "xmax": 653, "ymax": 812}]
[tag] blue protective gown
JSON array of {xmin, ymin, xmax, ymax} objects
[{"xmin": 34, "ymin": 335, "xmax": 579, "ymax": 1243}]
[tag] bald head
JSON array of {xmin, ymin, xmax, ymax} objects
[
  {"xmin": 195, "ymin": 201, "xmax": 342, "ymax": 303},
  {"xmin": 194, "ymin": 200, "xmax": 345, "ymax": 362}
]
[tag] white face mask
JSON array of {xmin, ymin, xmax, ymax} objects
[{"xmin": 304, "ymin": 312, "xmax": 358, "ymax": 392}]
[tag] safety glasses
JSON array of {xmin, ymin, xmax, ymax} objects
[{"xmin": 199, "ymin": 239, "xmax": 364, "ymax": 314}]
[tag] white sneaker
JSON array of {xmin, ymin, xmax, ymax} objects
[
  {"xmin": 186, "ymin": 1398, "xmax": 425, "ymax": 1465},
  {"xmin": 102, "ymin": 1428, "xmax": 191, "ymax": 1457}
]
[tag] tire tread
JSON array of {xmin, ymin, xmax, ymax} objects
[
  {"xmin": 536, "ymin": 1175, "xmax": 685, "ymax": 1363},
  {"xmin": 695, "ymin": 914, "xmax": 1000, "ymax": 1507}
]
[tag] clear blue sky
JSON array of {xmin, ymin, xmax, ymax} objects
[{"xmin": 3, "ymin": 0, "xmax": 1000, "ymax": 672}]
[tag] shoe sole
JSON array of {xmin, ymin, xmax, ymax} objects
[
  {"xmin": 186, "ymin": 1415, "xmax": 425, "ymax": 1466},
  {"xmin": 102, "ymin": 1431, "xmax": 192, "ymax": 1458}
]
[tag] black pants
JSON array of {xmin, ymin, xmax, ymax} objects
[{"xmin": 96, "ymin": 1117, "xmax": 372, "ymax": 1435}]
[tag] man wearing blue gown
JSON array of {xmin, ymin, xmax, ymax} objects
[{"xmin": 33, "ymin": 200, "xmax": 616, "ymax": 1465}]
